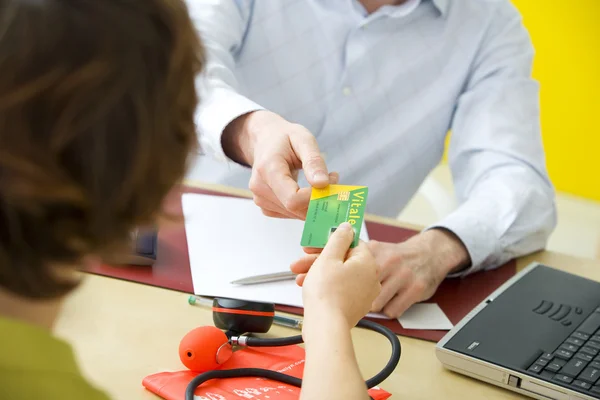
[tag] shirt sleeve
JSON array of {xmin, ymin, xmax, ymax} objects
[
  {"xmin": 187, "ymin": 0, "xmax": 264, "ymax": 161},
  {"xmin": 428, "ymin": 1, "xmax": 557, "ymax": 276}
]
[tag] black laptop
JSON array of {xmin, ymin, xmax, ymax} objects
[{"xmin": 437, "ymin": 262, "xmax": 600, "ymax": 400}]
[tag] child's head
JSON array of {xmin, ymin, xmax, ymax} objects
[{"xmin": 0, "ymin": 0, "xmax": 203, "ymax": 299}]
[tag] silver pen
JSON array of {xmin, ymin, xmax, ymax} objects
[{"xmin": 229, "ymin": 271, "xmax": 297, "ymax": 285}]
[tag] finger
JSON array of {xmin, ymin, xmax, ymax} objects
[
  {"xmin": 261, "ymin": 209, "xmax": 294, "ymax": 219},
  {"xmin": 320, "ymin": 222, "xmax": 355, "ymax": 260},
  {"xmin": 254, "ymin": 194, "xmax": 297, "ymax": 219},
  {"xmin": 289, "ymin": 132, "xmax": 329, "ymax": 188},
  {"xmin": 262, "ymin": 158, "xmax": 303, "ymax": 213},
  {"xmin": 371, "ymin": 273, "xmax": 410, "ymax": 313},
  {"xmin": 377, "ymin": 263, "xmax": 395, "ymax": 282},
  {"xmin": 303, "ymin": 247, "xmax": 323, "ymax": 255},
  {"xmin": 329, "ymin": 172, "xmax": 339, "ymax": 184},
  {"xmin": 290, "ymin": 254, "xmax": 319, "ymax": 274},
  {"xmin": 282, "ymin": 187, "xmax": 312, "ymax": 217},
  {"xmin": 347, "ymin": 240, "xmax": 372, "ymax": 261},
  {"xmin": 250, "ymin": 176, "xmax": 296, "ymax": 215},
  {"xmin": 347, "ymin": 242, "xmax": 380, "ymax": 279},
  {"xmin": 295, "ymin": 273, "xmax": 307, "ymax": 287},
  {"xmin": 272, "ymin": 173, "xmax": 336, "ymax": 218},
  {"xmin": 364, "ymin": 242, "xmax": 395, "ymax": 282},
  {"xmin": 255, "ymin": 198, "xmax": 295, "ymax": 218},
  {"xmin": 382, "ymin": 284, "xmax": 423, "ymax": 318},
  {"xmin": 253, "ymin": 170, "xmax": 306, "ymax": 219},
  {"xmin": 368, "ymin": 281, "xmax": 384, "ymax": 308}
]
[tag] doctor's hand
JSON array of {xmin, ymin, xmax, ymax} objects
[
  {"xmin": 222, "ymin": 110, "xmax": 337, "ymax": 220},
  {"xmin": 293, "ymin": 223, "xmax": 381, "ymax": 329},
  {"xmin": 368, "ymin": 229, "xmax": 470, "ymax": 318}
]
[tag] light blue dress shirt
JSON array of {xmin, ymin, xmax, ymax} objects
[{"xmin": 187, "ymin": 0, "xmax": 557, "ymax": 275}]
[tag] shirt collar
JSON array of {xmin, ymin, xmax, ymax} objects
[
  {"xmin": 349, "ymin": 0, "xmax": 449, "ymax": 19},
  {"xmin": 431, "ymin": 0, "xmax": 449, "ymax": 17}
]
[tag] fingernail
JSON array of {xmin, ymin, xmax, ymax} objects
[
  {"xmin": 313, "ymin": 171, "xmax": 328, "ymax": 182},
  {"xmin": 338, "ymin": 222, "xmax": 353, "ymax": 233}
]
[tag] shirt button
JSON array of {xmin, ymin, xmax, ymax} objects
[{"xmin": 342, "ymin": 87, "xmax": 352, "ymax": 96}]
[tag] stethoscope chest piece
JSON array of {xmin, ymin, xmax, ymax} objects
[{"xmin": 212, "ymin": 298, "xmax": 275, "ymax": 334}]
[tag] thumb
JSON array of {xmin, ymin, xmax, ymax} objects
[
  {"xmin": 320, "ymin": 222, "xmax": 355, "ymax": 261},
  {"xmin": 290, "ymin": 131, "xmax": 329, "ymax": 188}
]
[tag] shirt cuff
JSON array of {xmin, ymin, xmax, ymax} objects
[
  {"xmin": 425, "ymin": 202, "xmax": 500, "ymax": 278},
  {"xmin": 196, "ymin": 86, "xmax": 264, "ymax": 162}
]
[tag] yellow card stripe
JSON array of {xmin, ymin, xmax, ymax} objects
[{"xmin": 310, "ymin": 185, "xmax": 366, "ymax": 200}]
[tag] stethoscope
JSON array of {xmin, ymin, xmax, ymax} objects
[{"xmin": 179, "ymin": 298, "xmax": 401, "ymax": 400}]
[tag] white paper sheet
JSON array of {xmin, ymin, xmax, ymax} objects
[
  {"xmin": 182, "ymin": 193, "xmax": 369, "ymax": 309},
  {"xmin": 398, "ymin": 303, "xmax": 454, "ymax": 330}
]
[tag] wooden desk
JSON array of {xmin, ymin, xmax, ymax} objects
[{"xmin": 54, "ymin": 182, "xmax": 600, "ymax": 400}]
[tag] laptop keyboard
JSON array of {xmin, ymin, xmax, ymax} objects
[{"xmin": 528, "ymin": 308, "xmax": 600, "ymax": 396}]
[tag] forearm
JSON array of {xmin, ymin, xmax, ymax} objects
[
  {"xmin": 187, "ymin": 0, "xmax": 263, "ymax": 161},
  {"xmin": 438, "ymin": 0, "xmax": 556, "ymax": 274},
  {"xmin": 301, "ymin": 311, "xmax": 369, "ymax": 400},
  {"xmin": 430, "ymin": 164, "xmax": 556, "ymax": 275}
]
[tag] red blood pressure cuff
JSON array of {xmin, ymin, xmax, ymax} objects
[{"xmin": 143, "ymin": 345, "xmax": 392, "ymax": 399}]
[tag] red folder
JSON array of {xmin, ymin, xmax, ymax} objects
[
  {"xmin": 143, "ymin": 345, "xmax": 391, "ymax": 400},
  {"xmin": 87, "ymin": 186, "xmax": 516, "ymax": 342}
]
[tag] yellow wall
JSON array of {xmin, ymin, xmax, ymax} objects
[
  {"xmin": 446, "ymin": 1, "xmax": 600, "ymax": 202},
  {"xmin": 516, "ymin": 0, "xmax": 600, "ymax": 201}
]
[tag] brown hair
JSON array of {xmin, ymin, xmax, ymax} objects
[{"xmin": 0, "ymin": 0, "xmax": 204, "ymax": 299}]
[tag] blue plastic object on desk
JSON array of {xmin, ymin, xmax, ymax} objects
[{"xmin": 108, "ymin": 229, "xmax": 157, "ymax": 266}]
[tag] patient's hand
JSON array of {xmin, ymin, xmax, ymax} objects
[{"xmin": 294, "ymin": 223, "xmax": 381, "ymax": 329}]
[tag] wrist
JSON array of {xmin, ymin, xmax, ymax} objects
[
  {"xmin": 420, "ymin": 228, "xmax": 471, "ymax": 275},
  {"xmin": 221, "ymin": 111, "xmax": 260, "ymax": 166},
  {"xmin": 302, "ymin": 307, "xmax": 352, "ymax": 343}
]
